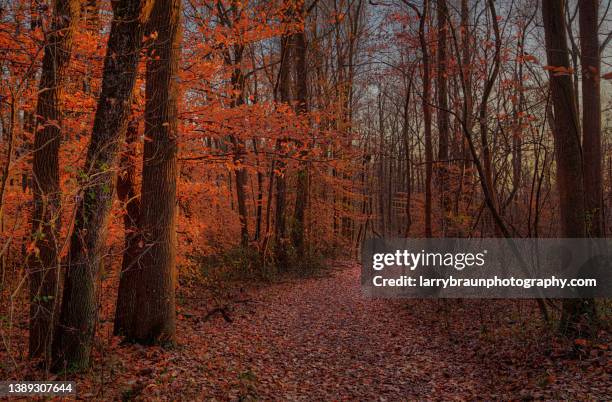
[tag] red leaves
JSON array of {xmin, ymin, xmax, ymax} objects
[
  {"xmin": 543, "ymin": 65, "xmax": 574, "ymax": 76},
  {"xmin": 520, "ymin": 54, "xmax": 538, "ymax": 64},
  {"xmin": 25, "ymin": 240, "xmax": 39, "ymax": 255},
  {"xmin": 574, "ymin": 338, "xmax": 588, "ymax": 347}
]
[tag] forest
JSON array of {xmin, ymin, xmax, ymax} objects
[{"xmin": 0, "ymin": 0, "xmax": 611, "ymax": 399}]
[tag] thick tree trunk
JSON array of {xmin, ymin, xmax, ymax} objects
[
  {"xmin": 579, "ymin": 0, "xmax": 603, "ymax": 237},
  {"xmin": 52, "ymin": 0, "xmax": 152, "ymax": 371},
  {"xmin": 127, "ymin": 0, "xmax": 182, "ymax": 344},
  {"xmin": 541, "ymin": 0, "xmax": 596, "ymax": 335},
  {"xmin": 542, "ymin": 0, "xmax": 585, "ymax": 238},
  {"xmin": 113, "ymin": 107, "xmax": 141, "ymax": 336},
  {"xmin": 28, "ymin": 0, "xmax": 78, "ymax": 364}
]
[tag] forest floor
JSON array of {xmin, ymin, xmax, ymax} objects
[{"xmin": 1, "ymin": 261, "xmax": 611, "ymax": 400}]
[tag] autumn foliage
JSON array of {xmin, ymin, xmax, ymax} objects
[{"xmin": 0, "ymin": 0, "xmax": 610, "ymax": 398}]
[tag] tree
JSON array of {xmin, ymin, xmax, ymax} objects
[
  {"xmin": 273, "ymin": 4, "xmax": 293, "ymax": 268},
  {"xmin": 52, "ymin": 0, "xmax": 153, "ymax": 371},
  {"xmin": 127, "ymin": 0, "xmax": 182, "ymax": 344},
  {"xmin": 212, "ymin": 0, "xmax": 250, "ymax": 248},
  {"xmin": 541, "ymin": 0, "xmax": 596, "ymax": 335},
  {"xmin": 478, "ymin": 0, "xmax": 501, "ymax": 235},
  {"xmin": 579, "ymin": 0, "xmax": 603, "ymax": 237},
  {"xmin": 291, "ymin": 0, "xmax": 309, "ymax": 257},
  {"xmin": 28, "ymin": 0, "xmax": 78, "ymax": 363},
  {"xmin": 113, "ymin": 101, "xmax": 141, "ymax": 336},
  {"xmin": 405, "ymin": 0, "xmax": 432, "ymax": 237},
  {"xmin": 436, "ymin": 0, "xmax": 450, "ymax": 234}
]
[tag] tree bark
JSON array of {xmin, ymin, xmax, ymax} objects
[
  {"xmin": 233, "ymin": 140, "xmax": 250, "ymax": 247},
  {"xmin": 274, "ymin": 15, "xmax": 293, "ymax": 268},
  {"xmin": 128, "ymin": 0, "xmax": 182, "ymax": 344},
  {"xmin": 52, "ymin": 0, "xmax": 153, "ymax": 371},
  {"xmin": 291, "ymin": 7, "xmax": 309, "ymax": 257},
  {"xmin": 28, "ymin": 0, "xmax": 78, "ymax": 364},
  {"xmin": 579, "ymin": 0, "xmax": 603, "ymax": 237},
  {"xmin": 436, "ymin": 0, "xmax": 450, "ymax": 234},
  {"xmin": 113, "ymin": 105, "xmax": 141, "ymax": 336},
  {"xmin": 417, "ymin": 0, "xmax": 432, "ymax": 237},
  {"xmin": 541, "ymin": 0, "xmax": 596, "ymax": 335},
  {"xmin": 252, "ymin": 138, "xmax": 263, "ymax": 242},
  {"xmin": 227, "ymin": 43, "xmax": 249, "ymax": 248},
  {"xmin": 480, "ymin": 0, "xmax": 501, "ymax": 235},
  {"xmin": 402, "ymin": 76, "xmax": 413, "ymax": 237}
]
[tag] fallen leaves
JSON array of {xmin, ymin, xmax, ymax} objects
[{"xmin": 1, "ymin": 262, "xmax": 610, "ymax": 399}]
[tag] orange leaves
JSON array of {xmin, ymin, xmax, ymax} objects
[
  {"xmin": 518, "ymin": 54, "xmax": 539, "ymax": 64},
  {"xmin": 543, "ymin": 65, "xmax": 574, "ymax": 76},
  {"xmin": 574, "ymin": 338, "xmax": 588, "ymax": 347},
  {"xmin": 26, "ymin": 240, "xmax": 39, "ymax": 255}
]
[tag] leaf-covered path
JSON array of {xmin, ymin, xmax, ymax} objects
[
  {"xmin": 76, "ymin": 262, "xmax": 608, "ymax": 400},
  {"xmin": 188, "ymin": 263, "xmax": 480, "ymax": 399}
]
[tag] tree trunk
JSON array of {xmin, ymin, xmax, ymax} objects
[
  {"xmin": 127, "ymin": 0, "xmax": 182, "ymax": 344},
  {"xmin": 233, "ymin": 140, "xmax": 250, "ymax": 247},
  {"xmin": 436, "ymin": 0, "xmax": 450, "ymax": 234},
  {"xmin": 455, "ymin": 0, "xmax": 472, "ymax": 220},
  {"xmin": 402, "ymin": 77, "xmax": 413, "ymax": 237},
  {"xmin": 113, "ymin": 106, "xmax": 141, "ymax": 336},
  {"xmin": 579, "ymin": 0, "xmax": 603, "ymax": 237},
  {"xmin": 253, "ymin": 138, "xmax": 263, "ymax": 242},
  {"xmin": 479, "ymin": 0, "xmax": 502, "ymax": 236},
  {"xmin": 541, "ymin": 0, "xmax": 596, "ymax": 335},
  {"xmin": 274, "ymin": 21, "xmax": 292, "ymax": 269},
  {"xmin": 227, "ymin": 43, "xmax": 249, "ymax": 248},
  {"xmin": 291, "ymin": 15, "xmax": 309, "ymax": 257},
  {"xmin": 52, "ymin": 0, "xmax": 153, "ymax": 371},
  {"xmin": 377, "ymin": 90, "xmax": 386, "ymax": 235},
  {"xmin": 28, "ymin": 0, "xmax": 78, "ymax": 364},
  {"xmin": 419, "ymin": 0, "xmax": 432, "ymax": 237}
]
